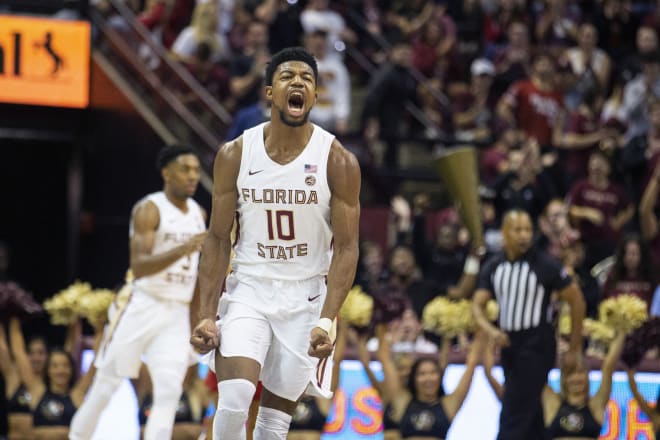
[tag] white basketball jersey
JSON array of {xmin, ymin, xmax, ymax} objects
[
  {"xmin": 131, "ymin": 192, "xmax": 205, "ymax": 302},
  {"xmin": 232, "ymin": 122, "xmax": 334, "ymax": 280}
]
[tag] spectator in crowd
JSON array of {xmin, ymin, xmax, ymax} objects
[
  {"xmin": 229, "ymin": 20, "xmax": 270, "ymax": 111},
  {"xmin": 554, "ymin": 87, "xmax": 618, "ymax": 191},
  {"xmin": 622, "ymin": 25, "xmax": 658, "ymax": 79},
  {"xmin": 594, "ymin": 0, "xmax": 640, "ymax": 60},
  {"xmin": 621, "ymin": 50, "xmax": 660, "ymax": 141},
  {"xmin": 492, "ymin": 21, "xmax": 533, "ymax": 96},
  {"xmin": 383, "ymin": 0, "xmax": 434, "ymax": 38},
  {"xmin": 411, "ymin": 18, "xmax": 452, "ymax": 79},
  {"xmin": 305, "ymin": 29, "xmax": 351, "ymax": 136},
  {"xmin": 560, "ymin": 238, "xmax": 601, "ymax": 318},
  {"xmin": 492, "ymin": 139, "xmax": 558, "ymax": 223},
  {"xmin": 537, "ymin": 198, "xmax": 580, "ymax": 260},
  {"xmin": 138, "ymin": 0, "xmax": 195, "ymax": 49},
  {"xmin": 622, "ymin": 98, "xmax": 660, "ymax": 200},
  {"xmin": 567, "ymin": 150, "xmax": 634, "ymax": 267},
  {"xmin": 603, "ymin": 234, "xmax": 656, "ymax": 309},
  {"xmin": 180, "ymin": 42, "xmax": 231, "ymax": 107},
  {"xmin": 497, "ymin": 53, "xmax": 564, "ymax": 150},
  {"xmin": 480, "ymin": 128, "xmax": 525, "ymax": 186},
  {"xmin": 171, "ymin": 1, "xmax": 230, "ymax": 64},
  {"xmin": 354, "ymin": 240, "xmax": 388, "ymax": 296},
  {"xmin": 452, "ymin": 58, "xmax": 497, "ymax": 143},
  {"xmin": 562, "ymin": 23, "xmax": 611, "ymax": 95},
  {"xmin": 255, "ymin": 0, "xmax": 304, "ymax": 56},
  {"xmin": 640, "ymin": 162, "xmax": 660, "ymax": 265},
  {"xmin": 224, "ymin": 84, "xmax": 269, "ymax": 141},
  {"xmin": 362, "ymin": 39, "xmax": 420, "ymax": 169},
  {"xmin": 535, "ymin": 0, "xmax": 579, "ymax": 55},
  {"xmin": 300, "ymin": 0, "xmax": 356, "ymax": 59},
  {"xmin": 483, "ymin": 0, "xmax": 528, "ymax": 51}
]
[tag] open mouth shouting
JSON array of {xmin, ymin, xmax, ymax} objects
[{"xmin": 287, "ymin": 91, "xmax": 305, "ymax": 117}]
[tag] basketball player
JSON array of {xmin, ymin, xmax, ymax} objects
[
  {"xmin": 189, "ymin": 47, "xmax": 361, "ymax": 440},
  {"xmin": 69, "ymin": 145, "xmax": 207, "ymax": 440}
]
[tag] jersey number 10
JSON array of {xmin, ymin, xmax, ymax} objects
[{"xmin": 266, "ymin": 210, "xmax": 295, "ymax": 240}]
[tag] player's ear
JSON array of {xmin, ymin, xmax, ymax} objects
[
  {"xmin": 265, "ymin": 86, "xmax": 273, "ymax": 101},
  {"xmin": 161, "ymin": 167, "xmax": 169, "ymax": 183}
]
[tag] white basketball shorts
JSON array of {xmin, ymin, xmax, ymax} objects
[{"xmin": 207, "ymin": 272, "xmax": 334, "ymax": 402}]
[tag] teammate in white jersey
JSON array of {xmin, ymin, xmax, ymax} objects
[
  {"xmin": 69, "ymin": 145, "xmax": 207, "ymax": 440},
  {"xmin": 190, "ymin": 47, "xmax": 361, "ymax": 440}
]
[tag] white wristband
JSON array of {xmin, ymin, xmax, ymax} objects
[
  {"xmin": 464, "ymin": 256, "xmax": 480, "ymax": 275},
  {"xmin": 316, "ymin": 318, "xmax": 333, "ymax": 334}
]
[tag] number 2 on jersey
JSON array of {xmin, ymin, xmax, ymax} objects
[{"xmin": 266, "ymin": 210, "xmax": 294, "ymax": 240}]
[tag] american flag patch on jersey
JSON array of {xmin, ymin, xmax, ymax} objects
[{"xmin": 304, "ymin": 164, "xmax": 317, "ymax": 173}]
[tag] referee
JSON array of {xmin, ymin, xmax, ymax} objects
[{"xmin": 473, "ymin": 210, "xmax": 585, "ymax": 440}]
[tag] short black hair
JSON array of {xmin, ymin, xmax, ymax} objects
[
  {"xmin": 264, "ymin": 47, "xmax": 318, "ymax": 86},
  {"xmin": 156, "ymin": 144, "xmax": 196, "ymax": 170}
]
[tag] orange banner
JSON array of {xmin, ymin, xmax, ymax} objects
[{"xmin": 0, "ymin": 15, "xmax": 90, "ymax": 108}]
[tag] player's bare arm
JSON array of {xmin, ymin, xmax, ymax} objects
[
  {"xmin": 130, "ymin": 201, "xmax": 206, "ymax": 279},
  {"xmin": 191, "ymin": 138, "xmax": 242, "ymax": 354},
  {"xmin": 309, "ymin": 140, "xmax": 361, "ymax": 359}
]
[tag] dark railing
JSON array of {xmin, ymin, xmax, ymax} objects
[{"xmin": 89, "ymin": 0, "xmax": 233, "ymax": 178}]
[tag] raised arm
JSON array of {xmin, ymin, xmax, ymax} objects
[
  {"xmin": 309, "ymin": 142, "xmax": 361, "ymax": 359},
  {"xmin": 640, "ymin": 166, "xmax": 660, "ymax": 241},
  {"xmin": 9, "ymin": 317, "xmax": 42, "ymax": 397},
  {"xmin": 354, "ymin": 329, "xmax": 382, "ymax": 396},
  {"xmin": 626, "ymin": 368, "xmax": 660, "ymax": 428},
  {"xmin": 190, "ymin": 139, "xmax": 242, "ymax": 354},
  {"xmin": 71, "ymin": 325, "xmax": 105, "ymax": 406},
  {"xmin": 374, "ymin": 324, "xmax": 403, "ymax": 405},
  {"xmin": 129, "ymin": 200, "xmax": 205, "ymax": 279},
  {"xmin": 0, "ymin": 323, "xmax": 19, "ymax": 395},
  {"xmin": 483, "ymin": 338, "xmax": 504, "ymax": 401},
  {"xmin": 590, "ymin": 331, "xmax": 626, "ymax": 416},
  {"xmin": 442, "ymin": 331, "xmax": 484, "ymax": 421},
  {"xmin": 557, "ymin": 282, "xmax": 586, "ymax": 360}
]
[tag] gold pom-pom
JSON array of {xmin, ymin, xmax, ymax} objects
[
  {"xmin": 339, "ymin": 286, "xmax": 373, "ymax": 327},
  {"xmin": 423, "ymin": 297, "xmax": 471, "ymax": 337},
  {"xmin": 78, "ymin": 289, "xmax": 115, "ymax": 328},
  {"xmin": 485, "ymin": 300, "xmax": 499, "ymax": 322},
  {"xmin": 598, "ymin": 295, "xmax": 648, "ymax": 334},
  {"xmin": 583, "ymin": 318, "xmax": 616, "ymax": 342},
  {"xmin": 43, "ymin": 281, "xmax": 92, "ymax": 325}
]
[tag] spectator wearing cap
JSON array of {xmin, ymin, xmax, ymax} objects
[
  {"xmin": 452, "ymin": 58, "xmax": 497, "ymax": 143},
  {"xmin": 622, "ymin": 50, "xmax": 660, "ymax": 141}
]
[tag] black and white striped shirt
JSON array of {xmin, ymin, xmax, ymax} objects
[{"xmin": 477, "ymin": 248, "xmax": 572, "ymax": 332}]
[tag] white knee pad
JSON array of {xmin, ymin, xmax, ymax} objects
[
  {"xmin": 69, "ymin": 373, "xmax": 123, "ymax": 440},
  {"xmin": 144, "ymin": 369, "xmax": 185, "ymax": 440},
  {"xmin": 213, "ymin": 379, "xmax": 256, "ymax": 440},
  {"xmin": 253, "ymin": 407, "xmax": 292, "ymax": 440}
]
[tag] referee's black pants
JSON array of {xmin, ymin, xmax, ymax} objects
[{"xmin": 497, "ymin": 325, "xmax": 555, "ymax": 440}]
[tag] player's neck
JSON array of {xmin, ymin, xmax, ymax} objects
[
  {"xmin": 164, "ymin": 189, "xmax": 188, "ymax": 212},
  {"xmin": 266, "ymin": 119, "xmax": 314, "ymax": 151}
]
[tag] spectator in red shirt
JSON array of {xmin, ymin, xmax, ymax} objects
[
  {"xmin": 496, "ymin": 53, "xmax": 564, "ymax": 148},
  {"xmin": 138, "ymin": 0, "xmax": 195, "ymax": 49},
  {"xmin": 479, "ymin": 128, "xmax": 525, "ymax": 186},
  {"xmin": 567, "ymin": 150, "xmax": 634, "ymax": 267},
  {"xmin": 603, "ymin": 234, "xmax": 656, "ymax": 310}
]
